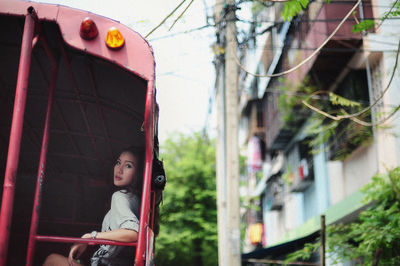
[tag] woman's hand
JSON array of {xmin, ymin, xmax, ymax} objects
[{"xmin": 68, "ymin": 234, "xmax": 91, "ymax": 265}]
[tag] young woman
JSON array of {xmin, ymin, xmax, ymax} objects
[{"xmin": 43, "ymin": 147, "xmax": 144, "ymax": 266}]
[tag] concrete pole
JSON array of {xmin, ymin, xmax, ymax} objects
[
  {"xmin": 214, "ymin": 0, "xmax": 241, "ymax": 265},
  {"xmin": 215, "ymin": 43, "xmax": 228, "ymax": 266},
  {"xmin": 224, "ymin": 1, "xmax": 241, "ymax": 265},
  {"xmin": 214, "ymin": 0, "xmax": 228, "ymax": 264}
]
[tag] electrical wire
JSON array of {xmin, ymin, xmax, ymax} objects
[
  {"xmin": 169, "ymin": 0, "xmax": 195, "ymax": 30},
  {"xmin": 301, "ymin": 39, "xmax": 400, "ymax": 125},
  {"xmin": 204, "ymin": 0, "xmax": 395, "ymax": 12},
  {"xmin": 237, "ymin": 23, "xmax": 399, "ymax": 53},
  {"xmin": 240, "ymin": 45, "xmax": 397, "ymax": 53},
  {"xmin": 232, "ymin": 0, "xmax": 363, "ymax": 78},
  {"xmin": 236, "ymin": 15, "xmax": 400, "ymax": 45},
  {"xmin": 148, "ymin": 25, "xmax": 214, "ymax": 41},
  {"xmin": 145, "ymin": 0, "xmax": 188, "ymax": 38},
  {"xmin": 236, "ymin": 16, "xmax": 400, "ymax": 25},
  {"xmin": 375, "ymin": 0, "xmax": 400, "ymax": 30},
  {"xmin": 348, "ymin": 105, "xmax": 400, "ymax": 126}
]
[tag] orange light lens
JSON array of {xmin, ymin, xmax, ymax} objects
[
  {"xmin": 105, "ymin": 27, "xmax": 125, "ymax": 49},
  {"xmin": 80, "ymin": 17, "xmax": 98, "ymax": 40}
]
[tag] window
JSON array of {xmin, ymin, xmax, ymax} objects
[{"xmin": 328, "ymin": 69, "xmax": 373, "ymax": 160}]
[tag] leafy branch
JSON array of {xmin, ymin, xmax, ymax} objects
[
  {"xmin": 353, "ymin": 0, "xmax": 400, "ymax": 32},
  {"xmin": 276, "ymin": 74, "xmax": 374, "ymax": 160},
  {"xmin": 301, "ymin": 39, "xmax": 400, "ymax": 127},
  {"xmin": 284, "ymin": 167, "xmax": 400, "ymax": 265},
  {"xmin": 282, "ymin": 0, "xmax": 309, "ymax": 21}
]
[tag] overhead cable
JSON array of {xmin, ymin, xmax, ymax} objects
[
  {"xmin": 231, "ymin": 0, "xmax": 363, "ymax": 78},
  {"xmin": 301, "ymin": 39, "xmax": 400, "ymax": 125},
  {"xmin": 145, "ymin": 0, "xmax": 188, "ymax": 38}
]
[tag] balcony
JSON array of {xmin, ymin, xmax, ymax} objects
[
  {"xmin": 289, "ymin": 158, "xmax": 314, "ymax": 192},
  {"xmin": 265, "ymin": 175, "xmax": 284, "ymax": 211},
  {"xmin": 265, "ymin": 89, "xmax": 311, "ymax": 152},
  {"xmin": 242, "ymin": 99, "xmax": 266, "ymax": 144},
  {"xmin": 284, "ymin": 0, "xmax": 373, "ymax": 86},
  {"xmin": 264, "ymin": 0, "xmax": 374, "ymax": 153}
]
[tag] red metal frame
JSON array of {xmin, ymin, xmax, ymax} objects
[
  {"xmin": 26, "ymin": 33, "xmax": 58, "ymax": 265},
  {"xmin": 36, "ymin": 236, "xmax": 138, "ymax": 246},
  {"xmin": 0, "ymin": 11, "xmax": 35, "ymax": 266},
  {"xmin": 0, "ymin": 1, "xmax": 157, "ymax": 265},
  {"xmin": 136, "ymin": 80, "xmax": 155, "ymax": 265}
]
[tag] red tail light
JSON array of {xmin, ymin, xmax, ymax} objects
[{"xmin": 80, "ymin": 17, "xmax": 99, "ymax": 40}]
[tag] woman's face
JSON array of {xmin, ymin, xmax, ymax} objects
[{"xmin": 114, "ymin": 151, "xmax": 138, "ymax": 187}]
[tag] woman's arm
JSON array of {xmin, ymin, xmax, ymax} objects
[
  {"xmin": 82, "ymin": 228, "xmax": 138, "ymax": 243},
  {"xmin": 68, "ymin": 229, "xmax": 137, "ymax": 264}
]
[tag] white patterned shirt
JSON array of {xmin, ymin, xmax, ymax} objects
[{"xmin": 91, "ymin": 190, "xmax": 140, "ymax": 266}]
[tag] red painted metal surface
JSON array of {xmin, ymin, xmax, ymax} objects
[
  {"xmin": 0, "ymin": 11, "xmax": 35, "ymax": 266},
  {"xmin": 0, "ymin": 0, "xmax": 155, "ymax": 81},
  {"xmin": 135, "ymin": 81, "xmax": 155, "ymax": 266},
  {"xmin": 36, "ymin": 235, "xmax": 138, "ymax": 247},
  {"xmin": 26, "ymin": 37, "xmax": 58, "ymax": 266}
]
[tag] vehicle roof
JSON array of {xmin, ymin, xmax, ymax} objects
[
  {"xmin": 0, "ymin": 2, "xmax": 157, "ymax": 264},
  {"xmin": 0, "ymin": 0, "xmax": 155, "ymax": 81}
]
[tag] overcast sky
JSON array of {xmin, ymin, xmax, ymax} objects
[{"xmin": 31, "ymin": 0, "xmax": 217, "ymax": 142}]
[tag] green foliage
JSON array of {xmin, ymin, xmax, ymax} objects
[
  {"xmin": 285, "ymin": 167, "xmax": 400, "ymax": 265},
  {"xmin": 155, "ymin": 132, "xmax": 218, "ymax": 266},
  {"xmin": 304, "ymin": 112, "xmax": 372, "ymax": 160},
  {"xmin": 302, "ymin": 86, "xmax": 372, "ymax": 160},
  {"xmin": 382, "ymin": 0, "xmax": 400, "ymax": 19},
  {"xmin": 281, "ymin": 165, "xmax": 294, "ymax": 185},
  {"xmin": 352, "ymin": 19, "xmax": 375, "ymax": 33},
  {"xmin": 282, "ymin": 0, "xmax": 309, "ymax": 21},
  {"xmin": 277, "ymin": 76, "xmax": 314, "ymax": 128},
  {"xmin": 239, "ymin": 153, "xmax": 247, "ymax": 176},
  {"xmin": 329, "ymin": 92, "xmax": 361, "ymax": 107},
  {"xmin": 277, "ymin": 76, "xmax": 371, "ymax": 160},
  {"xmin": 284, "ymin": 242, "xmax": 319, "ymax": 263},
  {"xmin": 304, "ymin": 115, "xmax": 340, "ymax": 151},
  {"xmin": 279, "ymin": 0, "xmax": 399, "ymax": 29}
]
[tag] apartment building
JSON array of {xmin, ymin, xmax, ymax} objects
[{"xmin": 239, "ymin": 0, "xmax": 400, "ymax": 263}]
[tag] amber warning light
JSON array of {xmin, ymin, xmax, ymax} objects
[
  {"xmin": 106, "ymin": 27, "xmax": 125, "ymax": 49},
  {"xmin": 80, "ymin": 18, "xmax": 98, "ymax": 40}
]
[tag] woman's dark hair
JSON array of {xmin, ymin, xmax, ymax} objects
[
  {"xmin": 117, "ymin": 146, "xmax": 145, "ymax": 196},
  {"xmin": 152, "ymin": 156, "xmax": 166, "ymax": 237},
  {"xmin": 116, "ymin": 144, "xmax": 166, "ymax": 237}
]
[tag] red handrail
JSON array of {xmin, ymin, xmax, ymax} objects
[
  {"xmin": 135, "ymin": 80, "xmax": 155, "ymax": 266},
  {"xmin": 35, "ymin": 235, "xmax": 138, "ymax": 247},
  {"xmin": 0, "ymin": 10, "xmax": 35, "ymax": 266}
]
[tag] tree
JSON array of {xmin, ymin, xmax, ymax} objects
[
  {"xmin": 285, "ymin": 167, "xmax": 400, "ymax": 265},
  {"xmin": 155, "ymin": 132, "xmax": 218, "ymax": 266}
]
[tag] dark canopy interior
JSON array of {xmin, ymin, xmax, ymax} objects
[{"xmin": 0, "ymin": 14, "xmax": 148, "ymax": 265}]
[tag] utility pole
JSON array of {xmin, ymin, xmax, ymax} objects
[
  {"xmin": 320, "ymin": 215, "xmax": 326, "ymax": 266},
  {"xmin": 214, "ymin": 0, "xmax": 241, "ymax": 265}
]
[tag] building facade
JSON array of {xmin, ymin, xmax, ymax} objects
[{"xmin": 238, "ymin": 0, "xmax": 400, "ymax": 263}]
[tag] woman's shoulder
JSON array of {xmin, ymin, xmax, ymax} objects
[
  {"xmin": 111, "ymin": 190, "xmax": 141, "ymax": 216},
  {"xmin": 112, "ymin": 190, "xmax": 139, "ymax": 202}
]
